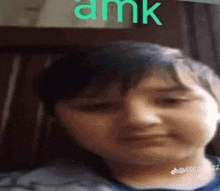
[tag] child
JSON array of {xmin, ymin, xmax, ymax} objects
[{"xmin": 0, "ymin": 40, "xmax": 220, "ymax": 191}]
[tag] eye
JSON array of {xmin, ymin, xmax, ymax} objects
[
  {"xmin": 75, "ymin": 102, "xmax": 122, "ymax": 112},
  {"xmin": 156, "ymin": 97, "xmax": 188, "ymax": 106}
]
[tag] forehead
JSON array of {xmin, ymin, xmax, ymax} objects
[
  {"xmin": 79, "ymin": 82, "xmax": 122, "ymax": 100},
  {"xmin": 78, "ymin": 73, "xmax": 176, "ymax": 94},
  {"xmin": 62, "ymin": 71, "xmax": 218, "ymax": 108},
  {"xmin": 137, "ymin": 73, "xmax": 178, "ymax": 89},
  {"xmin": 77, "ymin": 72, "xmax": 190, "ymax": 99}
]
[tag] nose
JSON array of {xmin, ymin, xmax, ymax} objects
[{"xmin": 121, "ymin": 95, "xmax": 162, "ymax": 129}]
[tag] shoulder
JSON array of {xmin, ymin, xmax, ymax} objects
[
  {"xmin": 215, "ymin": 155, "xmax": 220, "ymax": 162},
  {"xmin": 0, "ymin": 157, "xmax": 115, "ymax": 191},
  {"xmin": 203, "ymin": 155, "xmax": 220, "ymax": 189},
  {"xmin": 210, "ymin": 155, "xmax": 220, "ymax": 166}
]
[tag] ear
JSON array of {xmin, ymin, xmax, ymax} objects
[
  {"xmin": 217, "ymin": 104, "xmax": 220, "ymax": 120},
  {"xmin": 218, "ymin": 112, "xmax": 220, "ymax": 123}
]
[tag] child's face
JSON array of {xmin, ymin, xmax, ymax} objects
[{"xmin": 55, "ymin": 70, "xmax": 220, "ymax": 165}]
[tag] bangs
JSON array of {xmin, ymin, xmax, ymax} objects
[
  {"xmin": 74, "ymin": 59, "xmax": 189, "ymax": 98},
  {"xmin": 78, "ymin": 42, "xmax": 189, "ymax": 95},
  {"xmin": 43, "ymin": 42, "xmax": 188, "ymax": 100},
  {"xmin": 36, "ymin": 41, "xmax": 201, "ymax": 115}
]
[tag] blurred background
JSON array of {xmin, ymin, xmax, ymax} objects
[{"xmin": 0, "ymin": 0, "xmax": 220, "ymax": 170}]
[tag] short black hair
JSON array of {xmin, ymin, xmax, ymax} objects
[{"xmin": 33, "ymin": 40, "xmax": 220, "ymax": 116}]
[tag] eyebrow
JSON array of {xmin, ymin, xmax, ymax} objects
[
  {"xmin": 65, "ymin": 86, "xmax": 193, "ymax": 103},
  {"xmin": 66, "ymin": 96, "xmax": 115, "ymax": 105},
  {"xmin": 140, "ymin": 86, "xmax": 193, "ymax": 94}
]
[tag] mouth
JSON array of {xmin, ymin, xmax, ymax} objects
[
  {"xmin": 118, "ymin": 134, "xmax": 172, "ymax": 147},
  {"xmin": 121, "ymin": 134, "xmax": 170, "ymax": 141}
]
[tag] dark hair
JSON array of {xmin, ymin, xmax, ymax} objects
[{"xmin": 34, "ymin": 40, "xmax": 220, "ymax": 116}]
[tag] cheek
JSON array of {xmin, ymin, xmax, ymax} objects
[
  {"xmin": 174, "ymin": 70, "xmax": 219, "ymax": 142},
  {"xmin": 194, "ymin": 100, "xmax": 219, "ymax": 138},
  {"xmin": 170, "ymin": 101, "xmax": 219, "ymax": 145},
  {"xmin": 60, "ymin": 111, "xmax": 115, "ymax": 146}
]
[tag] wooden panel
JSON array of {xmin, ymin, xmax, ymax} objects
[
  {"xmin": 0, "ymin": 55, "xmax": 14, "ymax": 128},
  {"xmin": 0, "ymin": 54, "xmax": 54, "ymax": 169},
  {"xmin": 0, "ymin": 28, "xmax": 184, "ymax": 48}
]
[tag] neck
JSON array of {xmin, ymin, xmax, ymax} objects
[{"xmin": 104, "ymin": 150, "xmax": 214, "ymax": 187}]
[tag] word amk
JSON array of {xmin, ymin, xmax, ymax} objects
[{"xmin": 74, "ymin": 0, "xmax": 162, "ymax": 25}]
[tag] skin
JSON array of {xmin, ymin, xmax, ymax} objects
[{"xmin": 55, "ymin": 70, "xmax": 220, "ymax": 190}]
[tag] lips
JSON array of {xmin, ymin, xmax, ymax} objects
[
  {"xmin": 118, "ymin": 134, "xmax": 171, "ymax": 147},
  {"xmin": 120, "ymin": 134, "xmax": 169, "ymax": 141}
]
